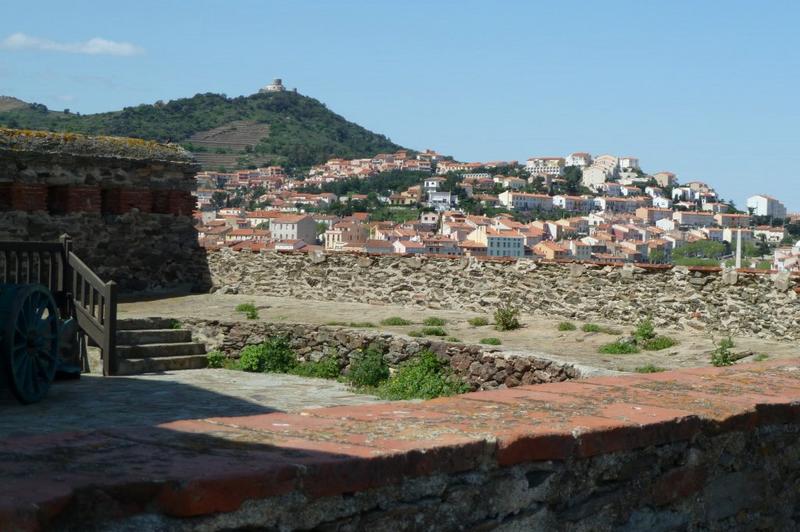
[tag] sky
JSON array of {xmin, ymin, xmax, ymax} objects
[{"xmin": 1, "ymin": 0, "xmax": 798, "ymax": 211}]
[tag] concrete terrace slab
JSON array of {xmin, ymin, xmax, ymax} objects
[
  {"xmin": 119, "ymin": 293, "xmax": 800, "ymax": 373},
  {"xmin": 0, "ymin": 369, "xmax": 379, "ymax": 438},
  {"xmin": 2, "ymin": 359, "xmax": 800, "ymax": 529}
]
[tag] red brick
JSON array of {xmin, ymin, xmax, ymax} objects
[
  {"xmin": 48, "ymin": 185, "xmax": 102, "ymax": 214},
  {"xmin": 167, "ymin": 189, "xmax": 195, "ymax": 216},
  {"xmin": 102, "ymin": 188, "xmax": 153, "ymax": 214},
  {"xmin": 9, "ymin": 183, "xmax": 48, "ymax": 212}
]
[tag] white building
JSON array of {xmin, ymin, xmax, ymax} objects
[
  {"xmin": 498, "ymin": 191, "xmax": 553, "ymax": 211},
  {"xmin": 746, "ymin": 194, "xmax": 787, "ymax": 218},
  {"xmin": 525, "ymin": 157, "xmax": 565, "ymax": 176},
  {"xmin": 618, "ymin": 156, "xmax": 640, "ymax": 171},
  {"xmin": 566, "ymin": 152, "xmax": 592, "ymax": 168},
  {"xmin": 270, "ymin": 214, "xmax": 316, "ymax": 243}
]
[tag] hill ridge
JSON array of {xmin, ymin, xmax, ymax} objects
[{"xmin": 0, "ymin": 91, "xmax": 405, "ymax": 169}]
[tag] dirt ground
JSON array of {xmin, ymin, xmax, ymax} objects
[{"xmin": 119, "ymin": 294, "xmax": 800, "ymax": 374}]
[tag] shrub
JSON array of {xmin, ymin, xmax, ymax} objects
[
  {"xmin": 347, "ymin": 349, "xmax": 390, "ymax": 387},
  {"xmin": 446, "ymin": 336, "xmax": 462, "ymax": 343},
  {"xmin": 480, "ymin": 337, "xmax": 502, "ymax": 345},
  {"xmin": 239, "ymin": 338, "xmax": 296, "ymax": 373},
  {"xmin": 170, "ymin": 319, "xmax": 182, "ymax": 330},
  {"xmin": 711, "ymin": 337, "xmax": 735, "ymax": 367},
  {"xmin": 408, "ymin": 330, "xmax": 424, "ymax": 337},
  {"xmin": 421, "ymin": 326, "xmax": 447, "ymax": 336},
  {"xmin": 582, "ymin": 323, "xmax": 602, "ymax": 333},
  {"xmin": 467, "ymin": 317, "xmax": 489, "ymax": 327},
  {"xmin": 599, "ymin": 339, "xmax": 640, "ymax": 354},
  {"xmin": 634, "ymin": 318, "xmax": 656, "ymax": 342},
  {"xmin": 348, "ymin": 321, "xmax": 376, "ymax": 328},
  {"xmin": 290, "ymin": 354, "xmax": 341, "ymax": 379},
  {"xmin": 642, "ymin": 335, "xmax": 678, "ymax": 351},
  {"xmin": 376, "ymin": 351, "xmax": 469, "ymax": 400},
  {"xmin": 494, "ymin": 302, "xmax": 521, "ymax": 331},
  {"xmin": 235, "ymin": 302, "xmax": 259, "ymax": 320},
  {"xmin": 558, "ymin": 322, "xmax": 576, "ymax": 331},
  {"xmin": 380, "ymin": 316, "xmax": 412, "ymax": 326},
  {"xmin": 423, "ymin": 316, "xmax": 447, "ymax": 326},
  {"xmin": 206, "ymin": 350, "xmax": 225, "ymax": 368},
  {"xmin": 635, "ymin": 364, "xmax": 666, "ymax": 373}
]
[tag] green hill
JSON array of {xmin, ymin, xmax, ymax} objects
[{"xmin": 0, "ymin": 91, "xmax": 405, "ymax": 169}]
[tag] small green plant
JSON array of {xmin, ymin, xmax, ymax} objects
[
  {"xmin": 480, "ymin": 337, "xmax": 502, "ymax": 345},
  {"xmin": 347, "ymin": 349, "xmax": 390, "ymax": 387},
  {"xmin": 582, "ymin": 323, "xmax": 602, "ymax": 333},
  {"xmin": 290, "ymin": 354, "xmax": 341, "ymax": 379},
  {"xmin": 376, "ymin": 351, "xmax": 469, "ymax": 400},
  {"xmin": 642, "ymin": 335, "xmax": 678, "ymax": 351},
  {"xmin": 239, "ymin": 338, "xmax": 296, "ymax": 373},
  {"xmin": 634, "ymin": 318, "xmax": 656, "ymax": 342},
  {"xmin": 408, "ymin": 330, "xmax": 424, "ymax": 337},
  {"xmin": 223, "ymin": 358, "xmax": 240, "ymax": 370},
  {"xmin": 380, "ymin": 316, "xmax": 413, "ymax": 326},
  {"xmin": 711, "ymin": 337, "xmax": 735, "ymax": 367},
  {"xmin": 467, "ymin": 317, "xmax": 489, "ymax": 327},
  {"xmin": 206, "ymin": 350, "xmax": 225, "ymax": 368},
  {"xmin": 634, "ymin": 364, "xmax": 666, "ymax": 373},
  {"xmin": 235, "ymin": 302, "xmax": 259, "ymax": 320},
  {"xmin": 423, "ymin": 316, "xmax": 447, "ymax": 326},
  {"xmin": 558, "ymin": 322, "xmax": 577, "ymax": 331},
  {"xmin": 421, "ymin": 326, "xmax": 447, "ymax": 336},
  {"xmin": 753, "ymin": 354, "xmax": 769, "ymax": 362},
  {"xmin": 446, "ymin": 336, "xmax": 462, "ymax": 343},
  {"xmin": 348, "ymin": 321, "xmax": 376, "ymax": 328},
  {"xmin": 494, "ymin": 302, "xmax": 521, "ymax": 331},
  {"xmin": 170, "ymin": 319, "xmax": 182, "ymax": 330},
  {"xmin": 599, "ymin": 339, "xmax": 640, "ymax": 354}
]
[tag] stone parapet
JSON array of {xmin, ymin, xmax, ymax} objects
[{"xmin": 2, "ymin": 359, "xmax": 800, "ymax": 529}]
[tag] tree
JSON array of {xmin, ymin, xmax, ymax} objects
[{"xmin": 210, "ymin": 192, "xmax": 227, "ymax": 210}]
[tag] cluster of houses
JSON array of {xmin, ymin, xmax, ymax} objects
[{"xmin": 192, "ymin": 150, "xmax": 797, "ymax": 270}]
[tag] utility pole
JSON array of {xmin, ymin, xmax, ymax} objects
[{"xmin": 735, "ymin": 227, "xmax": 742, "ymax": 269}]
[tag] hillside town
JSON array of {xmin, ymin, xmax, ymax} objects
[{"xmin": 193, "ymin": 151, "xmax": 800, "ymax": 271}]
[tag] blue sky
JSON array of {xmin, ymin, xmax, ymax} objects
[{"xmin": 2, "ymin": 0, "xmax": 798, "ymax": 210}]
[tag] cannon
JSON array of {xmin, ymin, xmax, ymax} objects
[{"xmin": 0, "ymin": 284, "xmax": 82, "ymax": 404}]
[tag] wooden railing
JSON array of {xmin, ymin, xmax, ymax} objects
[{"xmin": 0, "ymin": 235, "xmax": 118, "ymax": 375}]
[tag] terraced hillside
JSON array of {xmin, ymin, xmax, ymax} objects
[{"xmin": 0, "ymin": 91, "xmax": 405, "ymax": 169}]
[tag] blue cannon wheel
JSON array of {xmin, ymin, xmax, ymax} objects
[{"xmin": 0, "ymin": 284, "xmax": 60, "ymax": 404}]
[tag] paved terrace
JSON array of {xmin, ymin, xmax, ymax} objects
[{"xmin": 2, "ymin": 359, "xmax": 800, "ymax": 529}]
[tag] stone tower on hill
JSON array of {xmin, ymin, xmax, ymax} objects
[{"xmin": 259, "ymin": 79, "xmax": 285, "ymax": 93}]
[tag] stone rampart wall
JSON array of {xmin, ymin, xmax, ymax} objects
[
  {"xmin": 181, "ymin": 318, "xmax": 580, "ymax": 390},
  {"xmin": 208, "ymin": 249, "xmax": 800, "ymax": 340},
  {"xmin": 9, "ymin": 360, "xmax": 800, "ymax": 530},
  {"xmin": 0, "ymin": 129, "xmax": 208, "ymax": 290}
]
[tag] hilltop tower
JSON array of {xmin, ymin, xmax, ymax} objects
[{"xmin": 259, "ymin": 79, "xmax": 285, "ymax": 93}]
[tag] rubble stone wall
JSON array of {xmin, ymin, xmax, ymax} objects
[
  {"xmin": 181, "ymin": 318, "xmax": 580, "ymax": 390},
  {"xmin": 208, "ymin": 249, "xmax": 800, "ymax": 340}
]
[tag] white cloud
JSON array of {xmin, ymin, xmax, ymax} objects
[{"xmin": 0, "ymin": 33, "xmax": 143, "ymax": 56}]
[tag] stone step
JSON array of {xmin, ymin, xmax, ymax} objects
[
  {"xmin": 116, "ymin": 355, "xmax": 208, "ymax": 375},
  {"xmin": 116, "ymin": 329, "xmax": 192, "ymax": 345},
  {"xmin": 117, "ymin": 317, "xmax": 178, "ymax": 331},
  {"xmin": 117, "ymin": 342, "xmax": 206, "ymax": 359}
]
